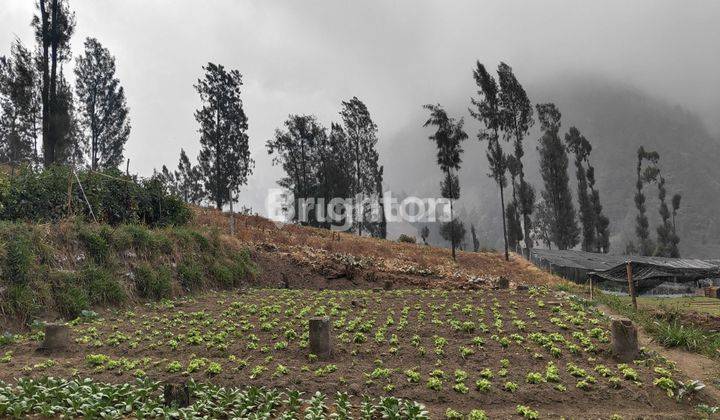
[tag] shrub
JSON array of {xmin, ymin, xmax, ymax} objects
[
  {"xmin": 0, "ymin": 166, "xmax": 190, "ymax": 227},
  {"xmin": 81, "ymin": 265, "xmax": 126, "ymax": 305},
  {"xmin": 211, "ymin": 262, "xmax": 233, "ymax": 288},
  {"xmin": 78, "ymin": 228, "xmax": 110, "ymax": 263},
  {"xmin": 123, "ymin": 224, "xmax": 155, "ymax": 251},
  {"xmin": 2, "ymin": 284, "xmax": 39, "ymax": 321},
  {"xmin": 397, "ymin": 234, "xmax": 416, "ymax": 244},
  {"xmin": 4, "ymin": 235, "xmax": 33, "ymax": 285},
  {"xmin": 178, "ymin": 259, "xmax": 204, "ymax": 291},
  {"xmin": 55, "ymin": 284, "xmax": 89, "ymax": 319},
  {"xmin": 134, "ymin": 264, "xmax": 172, "ymax": 300}
]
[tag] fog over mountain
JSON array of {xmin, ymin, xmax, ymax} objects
[{"xmin": 384, "ymin": 73, "xmax": 720, "ymax": 257}]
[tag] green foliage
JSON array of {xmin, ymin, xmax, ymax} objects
[
  {"xmin": 178, "ymin": 259, "xmax": 204, "ymax": 291},
  {"xmin": 81, "ymin": 265, "xmax": 125, "ymax": 305},
  {"xmin": 1, "ymin": 283, "xmax": 39, "ymax": 321},
  {"xmin": 0, "ymin": 219, "xmax": 254, "ymax": 322},
  {"xmin": 0, "ymin": 377, "xmax": 431, "ymax": 419},
  {"xmin": 78, "ymin": 227, "xmax": 110, "ymax": 263},
  {"xmin": 210, "ymin": 262, "xmax": 233, "ymax": 288},
  {"xmin": 0, "ymin": 167, "xmax": 190, "ymax": 227},
  {"xmin": 134, "ymin": 264, "xmax": 172, "ymax": 301},
  {"xmin": 4, "ymin": 235, "xmax": 33, "ymax": 284},
  {"xmin": 55, "ymin": 285, "xmax": 89, "ymax": 319}
]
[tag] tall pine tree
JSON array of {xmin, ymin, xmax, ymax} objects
[
  {"xmin": 267, "ymin": 114, "xmax": 323, "ymax": 222},
  {"xmin": 469, "ymin": 61, "xmax": 510, "ymax": 261},
  {"xmin": 423, "ymin": 103, "xmax": 467, "ymax": 261},
  {"xmin": 176, "ymin": 148, "xmax": 204, "ymax": 204},
  {"xmin": 0, "ymin": 39, "xmax": 40, "ymax": 171},
  {"xmin": 340, "ymin": 97, "xmax": 380, "ymax": 235},
  {"xmin": 74, "ymin": 37, "xmax": 131, "ymax": 170},
  {"xmin": 498, "ymin": 62, "xmax": 535, "ymax": 252},
  {"xmin": 33, "ymin": 0, "xmax": 75, "ymax": 167},
  {"xmin": 564, "ymin": 127, "xmax": 594, "ymax": 251},
  {"xmin": 53, "ymin": 72, "xmax": 82, "ymax": 166},
  {"xmin": 633, "ymin": 146, "xmax": 659, "ymax": 255},
  {"xmin": 586, "ymin": 165, "xmax": 610, "ymax": 252},
  {"xmin": 536, "ymin": 103, "xmax": 579, "ymax": 250},
  {"xmin": 195, "ymin": 63, "xmax": 253, "ymax": 210}
]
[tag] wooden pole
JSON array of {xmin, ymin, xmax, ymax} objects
[{"xmin": 626, "ymin": 262, "xmax": 637, "ymax": 310}]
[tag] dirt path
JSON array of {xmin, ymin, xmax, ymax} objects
[{"xmin": 597, "ymin": 303, "xmax": 720, "ymax": 404}]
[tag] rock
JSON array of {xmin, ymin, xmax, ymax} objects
[
  {"xmin": 258, "ymin": 242, "xmax": 278, "ymax": 252},
  {"xmin": 495, "ymin": 276, "xmax": 510, "ymax": 289},
  {"xmin": 38, "ymin": 323, "xmax": 69, "ymax": 352},
  {"xmin": 383, "ymin": 280, "xmax": 393, "ymax": 291},
  {"xmin": 309, "ymin": 317, "xmax": 333, "ymax": 360},
  {"xmin": 611, "ymin": 317, "xmax": 639, "ymax": 362},
  {"xmin": 163, "ymin": 382, "xmax": 191, "ymax": 407},
  {"xmin": 516, "ymin": 284, "xmax": 529, "ymax": 291}
]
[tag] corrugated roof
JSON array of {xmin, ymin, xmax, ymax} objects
[
  {"xmin": 531, "ymin": 248, "xmax": 718, "ymax": 271},
  {"xmin": 530, "ymin": 248, "xmax": 720, "ymax": 292}
]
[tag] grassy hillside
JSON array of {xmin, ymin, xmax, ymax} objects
[{"xmin": 0, "ymin": 218, "xmax": 254, "ymax": 327}]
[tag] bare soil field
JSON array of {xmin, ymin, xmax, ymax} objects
[{"xmin": 1, "ymin": 286, "xmax": 712, "ymax": 418}]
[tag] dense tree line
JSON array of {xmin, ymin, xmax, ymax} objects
[{"xmin": 266, "ymin": 97, "xmax": 384, "ymax": 237}]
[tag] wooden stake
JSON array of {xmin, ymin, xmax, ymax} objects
[{"xmin": 626, "ymin": 262, "xmax": 637, "ymax": 310}]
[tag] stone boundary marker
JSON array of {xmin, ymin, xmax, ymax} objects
[
  {"xmin": 611, "ymin": 317, "xmax": 639, "ymax": 362},
  {"xmin": 38, "ymin": 323, "xmax": 70, "ymax": 352},
  {"xmin": 309, "ymin": 317, "xmax": 333, "ymax": 360}
]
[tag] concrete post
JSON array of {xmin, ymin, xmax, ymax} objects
[
  {"xmin": 309, "ymin": 317, "xmax": 332, "ymax": 360},
  {"xmin": 611, "ymin": 317, "xmax": 639, "ymax": 362},
  {"xmin": 39, "ymin": 323, "xmax": 69, "ymax": 352}
]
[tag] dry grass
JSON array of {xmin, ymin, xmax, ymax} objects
[{"xmin": 192, "ymin": 206, "xmax": 565, "ymax": 288}]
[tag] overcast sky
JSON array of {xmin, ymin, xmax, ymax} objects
[{"xmin": 2, "ymin": 0, "xmax": 719, "ymax": 213}]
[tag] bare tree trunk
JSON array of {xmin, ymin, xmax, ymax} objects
[
  {"xmin": 39, "ymin": 1, "xmax": 50, "ymax": 166},
  {"xmin": 500, "ymin": 184, "xmax": 509, "ymax": 261},
  {"xmin": 45, "ymin": 0, "xmax": 59, "ymax": 166},
  {"xmin": 229, "ymin": 191, "xmax": 235, "ymax": 235},
  {"xmin": 450, "ymin": 198, "xmax": 456, "ymax": 261},
  {"xmin": 520, "ymin": 176, "xmax": 533, "ymax": 252}
]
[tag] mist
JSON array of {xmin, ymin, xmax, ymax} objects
[{"xmin": 1, "ymin": 0, "xmax": 718, "ymax": 218}]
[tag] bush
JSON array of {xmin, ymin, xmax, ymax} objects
[
  {"xmin": 211, "ymin": 262, "xmax": 233, "ymax": 288},
  {"xmin": 134, "ymin": 263, "xmax": 172, "ymax": 300},
  {"xmin": 178, "ymin": 259, "xmax": 204, "ymax": 291},
  {"xmin": 398, "ymin": 234, "xmax": 416, "ymax": 244},
  {"xmin": 55, "ymin": 284, "xmax": 89, "ymax": 319},
  {"xmin": 2, "ymin": 284, "xmax": 39, "ymax": 321},
  {"xmin": 78, "ymin": 227, "xmax": 110, "ymax": 263},
  {"xmin": 4, "ymin": 235, "xmax": 33, "ymax": 285},
  {"xmin": 0, "ymin": 166, "xmax": 190, "ymax": 227},
  {"xmin": 81, "ymin": 265, "xmax": 126, "ymax": 305}
]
